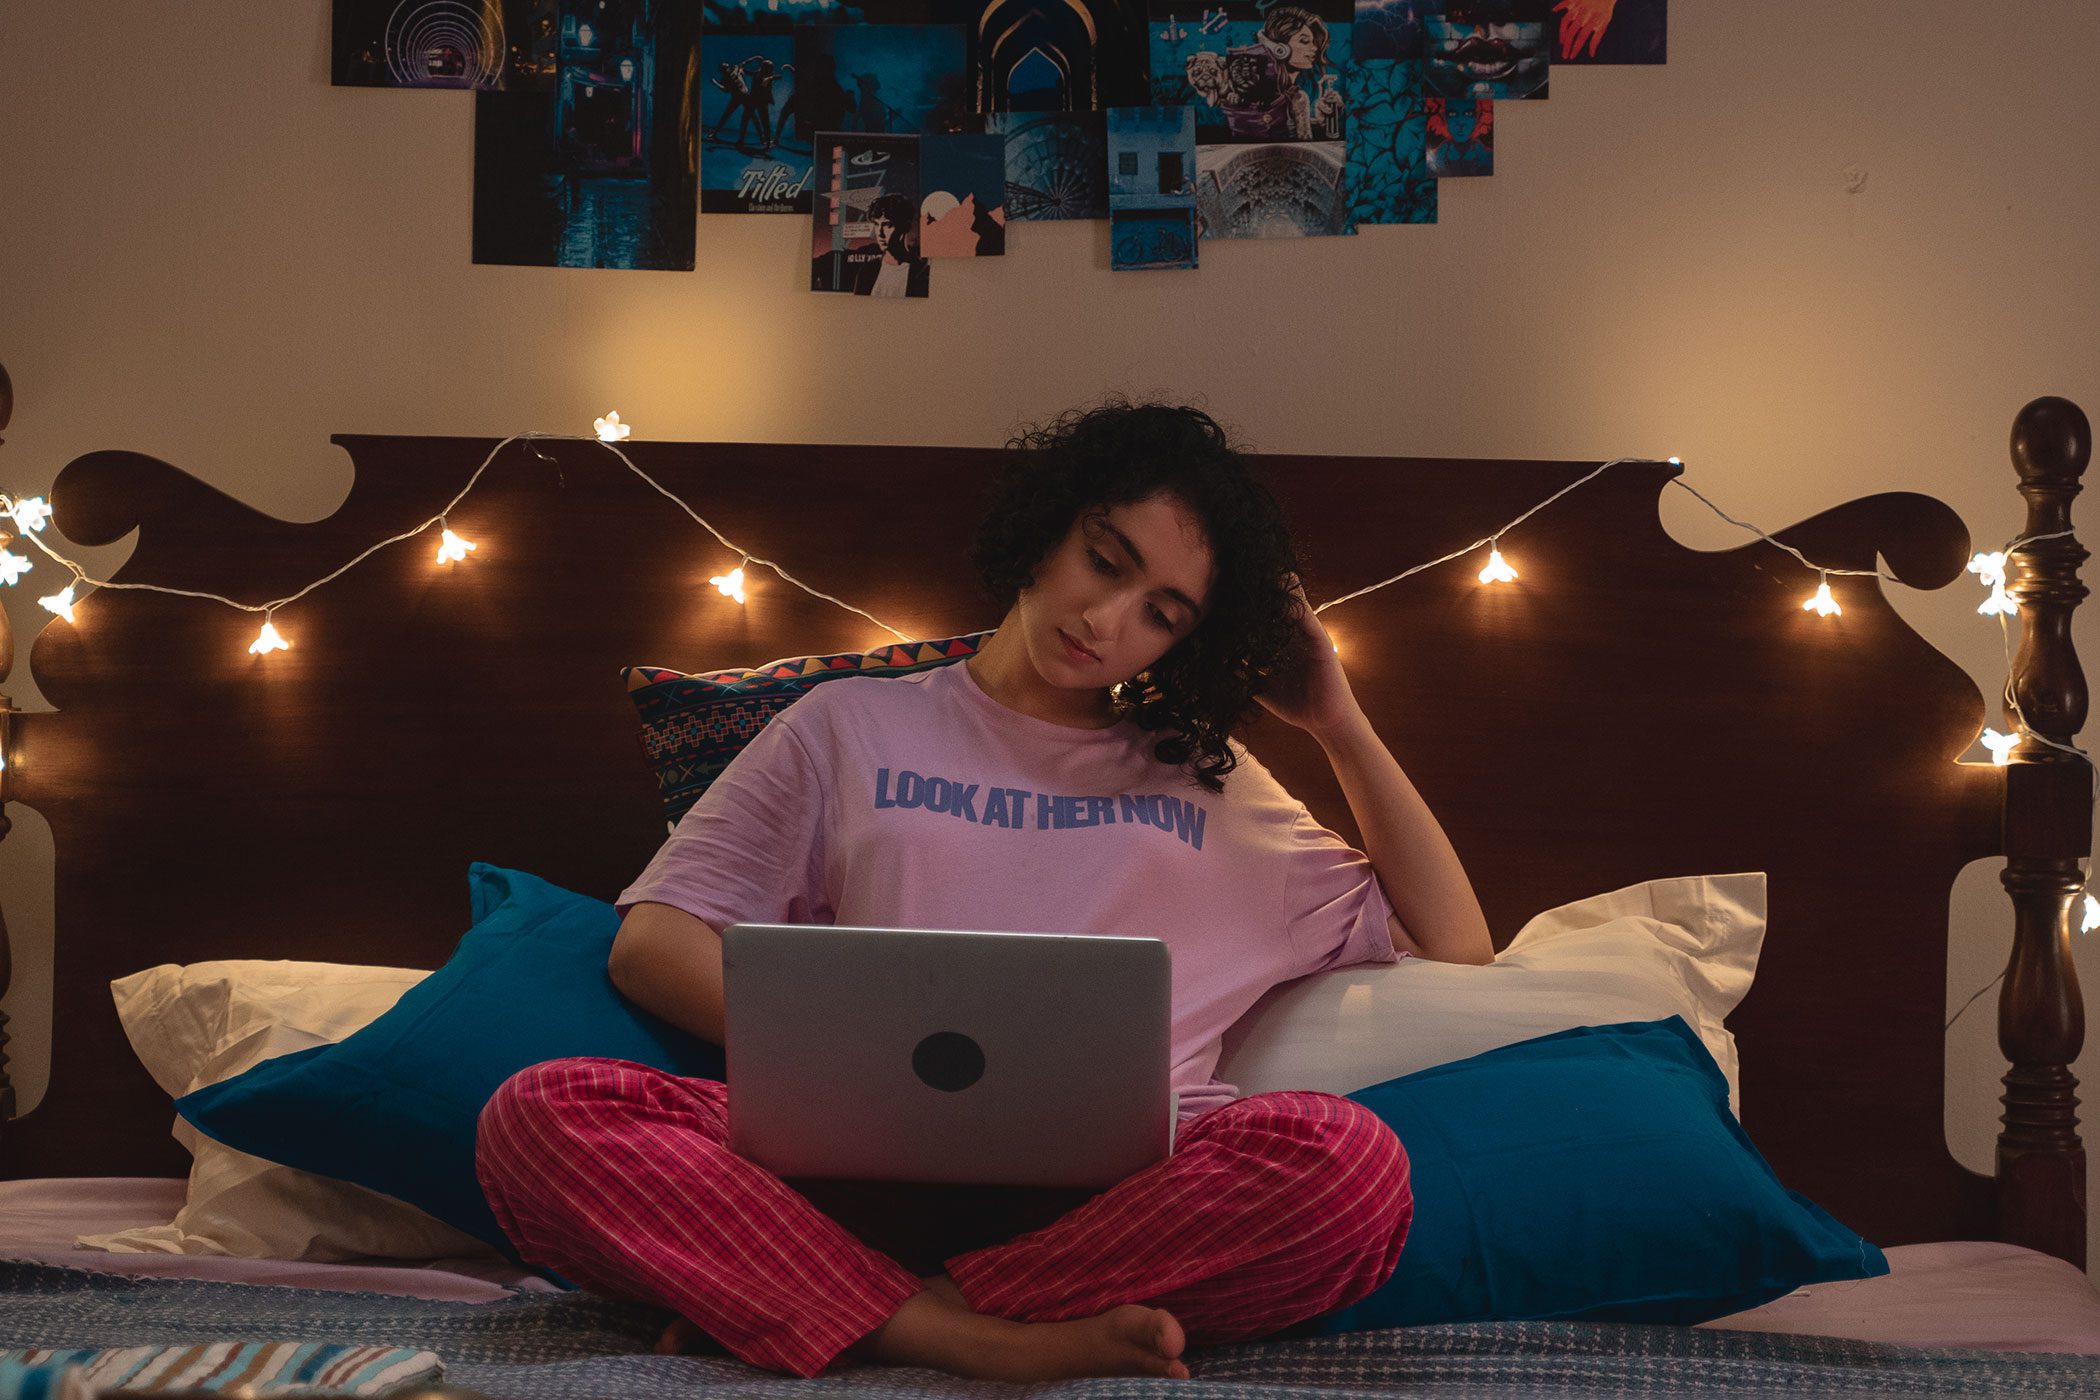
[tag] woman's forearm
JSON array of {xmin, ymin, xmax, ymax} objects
[{"xmin": 1311, "ymin": 703, "xmax": 1495, "ymax": 965}]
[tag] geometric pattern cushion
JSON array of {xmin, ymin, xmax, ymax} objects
[{"xmin": 623, "ymin": 630, "xmax": 993, "ymax": 828}]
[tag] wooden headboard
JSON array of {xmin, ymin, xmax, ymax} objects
[{"xmin": 0, "ymin": 374, "xmax": 2086, "ymax": 1266}]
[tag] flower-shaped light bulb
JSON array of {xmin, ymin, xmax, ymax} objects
[
  {"xmin": 710, "ymin": 565, "xmax": 748, "ymax": 605},
  {"xmin": 1980, "ymin": 727, "xmax": 2021, "ymax": 765},
  {"xmin": 1802, "ymin": 578, "xmax": 1841, "ymax": 617},
  {"xmin": 436, "ymin": 527, "xmax": 477, "ymax": 564},
  {"xmin": 1477, "ymin": 547, "xmax": 1517, "ymax": 584},
  {"xmin": 0, "ymin": 550, "xmax": 31, "ymax": 585},
  {"xmin": 8, "ymin": 497, "xmax": 53, "ymax": 533},
  {"xmin": 38, "ymin": 584, "xmax": 76, "ymax": 622},
  {"xmin": 249, "ymin": 619, "xmax": 291, "ymax": 655},
  {"xmin": 1969, "ymin": 551, "xmax": 2019, "ymax": 616},
  {"xmin": 2083, "ymin": 893, "xmax": 2098, "ymax": 934},
  {"xmin": 594, "ymin": 410, "xmax": 631, "ymax": 442}
]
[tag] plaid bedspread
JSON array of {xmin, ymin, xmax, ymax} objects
[{"xmin": 5, "ymin": 1259, "xmax": 2099, "ymax": 1398}]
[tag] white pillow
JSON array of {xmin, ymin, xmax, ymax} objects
[
  {"xmin": 88, "ymin": 959, "xmax": 502, "ymax": 1262},
  {"xmin": 1216, "ymin": 872, "xmax": 1766, "ymax": 1118}
]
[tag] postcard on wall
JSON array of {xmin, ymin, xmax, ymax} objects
[
  {"xmin": 1416, "ymin": 0, "xmax": 1554, "ymax": 100},
  {"xmin": 1343, "ymin": 58, "xmax": 1435, "ymax": 225},
  {"xmin": 1148, "ymin": 0, "xmax": 1352, "ymax": 145},
  {"xmin": 470, "ymin": 5, "xmax": 702, "ymax": 269},
  {"xmin": 920, "ymin": 133, "xmax": 1008, "ymax": 255},
  {"xmin": 1107, "ymin": 106, "xmax": 1198, "ymax": 270},
  {"xmin": 964, "ymin": 0, "xmax": 1152, "ymax": 114},
  {"xmin": 986, "ymin": 111, "xmax": 1109, "ymax": 221},
  {"xmin": 1554, "ymin": 0, "xmax": 1665, "ymax": 64},
  {"xmin": 1194, "ymin": 141, "xmax": 1351, "ymax": 238},
  {"xmin": 792, "ymin": 23, "xmax": 971, "ymax": 137},
  {"xmin": 810, "ymin": 132, "xmax": 931, "ymax": 296},
  {"xmin": 701, "ymin": 30, "xmax": 810, "ymax": 213},
  {"xmin": 334, "ymin": 0, "xmax": 558, "ymax": 89},
  {"xmin": 1424, "ymin": 96, "xmax": 1492, "ymax": 176}
]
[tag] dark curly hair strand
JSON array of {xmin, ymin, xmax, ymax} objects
[{"xmin": 968, "ymin": 399, "xmax": 1308, "ymax": 793}]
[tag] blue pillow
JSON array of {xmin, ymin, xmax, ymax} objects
[
  {"xmin": 174, "ymin": 864, "xmax": 726, "ymax": 1260},
  {"xmin": 1309, "ymin": 1017, "xmax": 1888, "ymax": 1332}
]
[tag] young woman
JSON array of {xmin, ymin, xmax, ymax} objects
[{"xmin": 474, "ymin": 401, "xmax": 1493, "ymax": 1383}]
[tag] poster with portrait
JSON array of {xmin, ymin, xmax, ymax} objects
[
  {"xmin": 792, "ymin": 23, "xmax": 972, "ymax": 138},
  {"xmin": 987, "ymin": 111, "xmax": 1110, "ymax": 221},
  {"xmin": 1107, "ymin": 106, "xmax": 1199, "ymax": 270},
  {"xmin": 810, "ymin": 132, "xmax": 931, "ymax": 296},
  {"xmin": 1343, "ymin": 57, "xmax": 1435, "ymax": 225},
  {"xmin": 333, "ymin": 0, "xmax": 559, "ymax": 88},
  {"xmin": 1149, "ymin": 0, "xmax": 1352, "ymax": 145},
  {"xmin": 1552, "ymin": 0, "xmax": 1665, "ymax": 64},
  {"xmin": 1194, "ymin": 141, "xmax": 1351, "ymax": 238},
  {"xmin": 471, "ymin": 2, "xmax": 703, "ymax": 268},
  {"xmin": 1424, "ymin": 96, "xmax": 1491, "ymax": 176},
  {"xmin": 920, "ymin": 133, "xmax": 1009, "ymax": 255}
]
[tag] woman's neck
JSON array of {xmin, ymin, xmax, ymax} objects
[{"xmin": 966, "ymin": 625, "xmax": 1120, "ymax": 729}]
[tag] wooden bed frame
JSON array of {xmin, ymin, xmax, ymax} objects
[{"xmin": 0, "ymin": 361, "xmax": 2086, "ymax": 1267}]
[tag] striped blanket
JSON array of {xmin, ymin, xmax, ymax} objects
[
  {"xmin": 5, "ymin": 1259, "xmax": 2100, "ymax": 1398},
  {"xmin": 0, "ymin": 1343, "xmax": 440, "ymax": 1397}
]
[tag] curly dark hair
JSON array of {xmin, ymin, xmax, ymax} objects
[{"xmin": 968, "ymin": 399, "xmax": 1307, "ymax": 793}]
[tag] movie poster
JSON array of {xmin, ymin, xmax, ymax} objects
[
  {"xmin": 334, "ymin": 0, "xmax": 560, "ymax": 89},
  {"xmin": 1149, "ymin": 0, "xmax": 1352, "ymax": 145},
  {"xmin": 921, "ymin": 133, "xmax": 1009, "ymax": 255},
  {"xmin": 987, "ymin": 112, "xmax": 1109, "ymax": 220},
  {"xmin": 1195, "ymin": 141, "xmax": 1351, "ymax": 238},
  {"xmin": 1343, "ymin": 56, "xmax": 1435, "ymax": 225},
  {"xmin": 810, "ymin": 132, "xmax": 931, "ymax": 296},
  {"xmin": 1107, "ymin": 106, "xmax": 1198, "ymax": 270},
  {"xmin": 470, "ymin": 0, "xmax": 703, "ymax": 269},
  {"xmin": 1424, "ymin": 96, "xmax": 1491, "ymax": 176},
  {"xmin": 701, "ymin": 30, "xmax": 809, "ymax": 213}
]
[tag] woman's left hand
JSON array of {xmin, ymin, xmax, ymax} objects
[{"xmin": 1255, "ymin": 575, "xmax": 1361, "ymax": 738}]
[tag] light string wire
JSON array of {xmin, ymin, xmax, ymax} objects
[{"xmin": 1, "ymin": 430, "xmax": 2091, "ymax": 1016}]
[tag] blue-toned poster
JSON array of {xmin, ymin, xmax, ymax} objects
[
  {"xmin": 1343, "ymin": 57, "xmax": 1435, "ymax": 225},
  {"xmin": 1149, "ymin": 0, "xmax": 1351, "ymax": 145},
  {"xmin": 987, "ymin": 111, "xmax": 1109, "ymax": 220},
  {"xmin": 1195, "ymin": 141, "xmax": 1352, "ymax": 238},
  {"xmin": 792, "ymin": 24, "xmax": 971, "ymax": 137},
  {"xmin": 334, "ymin": 0, "xmax": 559, "ymax": 88},
  {"xmin": 1424, "ymin": 96, "xmax": 1491, "ymax": 176},
  {"xmin": 471, "ymin": 0, "xmax": 703, "ymax": 268},
  {"xmin": 964, "ymin": 0, "xmax": 1152, "ymax": 113},
  {"xmin": 1107, "ymin": 106, "xmax": 1199, "ymax": 270},
  {"xmin": 701, "ymin": 31, "xmax": 809, "ymax": 213},
  {"xmin": 1417, "ymin": 0, "xmax": 1553, "ymax": 99}
]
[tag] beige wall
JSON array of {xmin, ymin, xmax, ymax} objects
[{"xmin": 3, "ymin": 3, "xmax": 2096, "ymax": 1271}]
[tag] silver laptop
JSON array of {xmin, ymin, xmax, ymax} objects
[{"xmin": 721, "ymin": 923, "xmax": 1174, "ymax": 1189}]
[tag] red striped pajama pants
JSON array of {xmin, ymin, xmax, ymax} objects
[{"xmin": 474, "ymin": 1057, "xmax": 1412, "ymax": 1378}]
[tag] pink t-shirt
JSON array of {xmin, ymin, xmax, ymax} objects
[{"xmin": 616, "ymin": 659, "xmax": 1400, "ymax": 1121}]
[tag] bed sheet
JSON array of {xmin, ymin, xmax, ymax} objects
[{"xmin": 4, "ymin": 1177, "xmax": 2097, "ymax": 1353}]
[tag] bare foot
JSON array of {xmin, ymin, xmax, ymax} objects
[{"xmin": 859, "ymin": 1283, "xmax": 1189, "ymax": 1382}]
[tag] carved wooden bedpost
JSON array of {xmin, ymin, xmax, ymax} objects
[{"xmin": 1999, "ymin": 394, "xmax": 2092, "ymax": 1267}]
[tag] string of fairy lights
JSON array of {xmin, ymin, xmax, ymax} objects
[{"xmin": 1, "ymin": 412, "xmax": 2093, "ymax": 992}]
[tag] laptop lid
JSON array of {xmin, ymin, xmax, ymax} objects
[{"xmin": 722, "ymin": 924, "xmax": 1173, "ymax": 1189}]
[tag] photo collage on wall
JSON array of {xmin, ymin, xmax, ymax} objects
[{"xmin": 334, "ymin": 0, "xmax": 1666, "ymax": 284}]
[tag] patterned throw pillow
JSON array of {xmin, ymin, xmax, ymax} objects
[{"xmin": 624, "ymin": 631, "xmax": 993, "ymax": 829}]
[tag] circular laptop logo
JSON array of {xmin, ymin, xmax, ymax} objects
[{"xmin": 912, "ymin": 1031, "xmax": 985, "ymax": 1092}]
